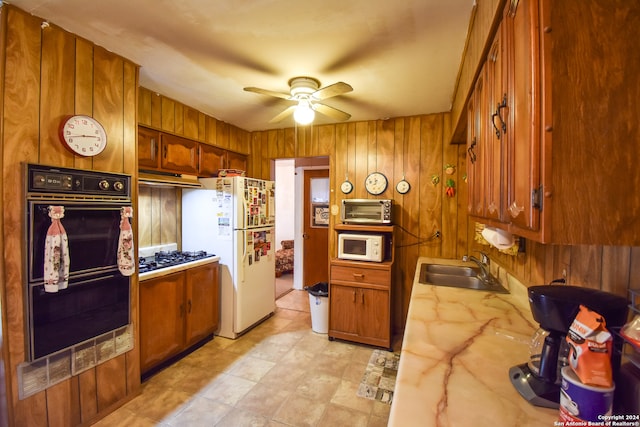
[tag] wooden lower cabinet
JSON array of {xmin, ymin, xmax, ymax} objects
[
  {"xmin": 328, "ymin": 260, "xmax": 392, "ymax": 349},
  {"xmin": 140, "ymin": 262, "xmax": 219, "ymax": 374}
]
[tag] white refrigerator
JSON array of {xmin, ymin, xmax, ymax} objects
[{"xmin": 182, "ymin": 176, "xmax": 276, "ymax": 339}]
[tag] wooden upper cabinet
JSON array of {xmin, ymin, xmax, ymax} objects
[
  {"xmin": 138, "ymin": 126, "xmax": 160, "ymax": 169},
  {"xmin": 484, "ymin": 29, "xmax": 505, "ymax": 221},
  {"xmin": 226, "ymin": 150, "xmax": 247, "ymax": 172},
  {"xmin": 138, "ymin": 125, "xmax": 247, "ymax": 177},
  {"xmin": 467, "ymin": 0, "xmax": 640, "ymax": 245},
  {"xmin": 199, "ymin": 144, "xmax": 226, "ymax": 177},
  {"xmin": 502, "ymin": 0, "xmax": 540, "ymax": 231},
  {"xmin": 160, "ymin": 133, "xmax": 198, "ymax": 175},
  {"xmin": 467, "ymin": 64, "xmax": 486, "ymax": 217}
]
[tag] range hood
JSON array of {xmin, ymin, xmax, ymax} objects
[{"xmin": 138, "ymin": 170, "xmax": 202, "ymax": 188}]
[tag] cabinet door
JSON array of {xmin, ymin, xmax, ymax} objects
[
  {"xmin": 226, "ymin": 151, "xmax": 247, "ymax": 172},
  {"xmin": 467, "ymin": 65, "xmax": 487, "ymax": 216},
  {"xmin": 503, "ymin": 0, "xmax": 541, "ymax": 230},
  {"xmin": 329, "ymin": 284, "xmax": 358, "ymax": 335},
  {"xmin": 160, "ymin": 133, "xmax": 198, "ymax": 174},
  {"xmin": 198, "ymin": 144, "xmax": 226, "ymax": 177},
  {"xmin": 185, "ymin": 263, "xmax": 219, "ymax": 346},
  {"xmin": 357, "ymin": 288, "xmax": 389, "ymax": 342},
  {"xmin": 138, "ymin": 127, "xmax": 160, "ymax": 169},
  {"xmin": 139, "ymin": 273, "xmax": 185, "ymax": 373},
  {"xmin": 484, "ymin": 29, "xmax": 506, "ymax": 221}
]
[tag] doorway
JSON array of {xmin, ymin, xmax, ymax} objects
[{"xmin": 274, "ymin": 158, "xmax": 329, "ymax": 298}]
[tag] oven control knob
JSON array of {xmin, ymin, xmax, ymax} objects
[
  {"xmin": 98, "ymin": 180, "xmax": 110, "ymax": 190},
  {"xmin": 33, "ymin": 174, "xmax": 46, "ymax": 187},
  {"xmin": 114, "ymin": 181, "xmax": 124, "ymax": 191}
]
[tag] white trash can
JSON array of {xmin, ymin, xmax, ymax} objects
[{"xmin": 305, "ymin": 282, "xmax": 328, "ymax": 334}]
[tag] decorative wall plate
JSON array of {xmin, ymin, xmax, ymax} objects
[
  {"xmin": 396, "ymin": 179, "xmax": 411, "ymax": 194},
  {"xmin": 340, "ymin": 180, "xmax": 354, "ymax": 194}
]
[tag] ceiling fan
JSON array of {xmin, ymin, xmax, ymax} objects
[{"xmin": 244, "ymin": 76, "xmax": 353, "ymax": 125}]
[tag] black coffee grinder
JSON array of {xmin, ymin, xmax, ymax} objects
[{"xmin": 509, "ymin": 285, "xmax": 628, "ymax": 408}]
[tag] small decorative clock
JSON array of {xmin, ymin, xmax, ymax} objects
[
  {"xmin": 396, "ymin": 179, "xmax": 411, "ymax": 194},
  {"xmin": 365, "ymin": 172, "xmax": 388, "ymax": 195},
  {"xmin": 59, "ymin": 115, "xmax": 107, "ymax": 156},
  {"xmin": 340, "ymin": 180, "xmax": 354, "ymax": 194}
]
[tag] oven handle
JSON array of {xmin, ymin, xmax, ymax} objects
[{"xmin": 30, "ymin": 272, "xmax": 125, "ymax": 290}]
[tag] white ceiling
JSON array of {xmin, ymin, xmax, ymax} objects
[{"xmin": 7, "ymin": 0, "xmax": 475, "ymax": 132}]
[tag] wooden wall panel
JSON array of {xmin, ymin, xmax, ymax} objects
[
  {"xmin": 96, "ymin": 355, "xmax": 127, "ymax": 412},
  {"xmin": 138, "ymin": 87, "xmax": 152, "ymax": 126},
  {"xmin": 46, "ymin": 379, "xmax": 80, "ymax": 427},
  {"xmin": 75, "ymin": 39, "xmax": 94, "ymax": 117},
  {"xmin": 40, "ymin": 26, "xmax": 75, "ymax": 168},
  {"xmin": 78, "ymin": 370, "xmax": 97, "ymax": 423},
  {"xmin": 1, "ymin": 7, "xmax": 140, "ymax": 426},
  {"xmin": 183, "ymin": 106, "xmax": 199, "ymax": 139},
  {"xmin": 161, "ymin": 97, "xmax": 175, "ymax": 132},
  {"xmin": 3, "ymin": 9, "xmax": 44, "ymax": 426},
  {"xmin": 93, "ymin": 46, "xmax": 125, "ymax": 172}
]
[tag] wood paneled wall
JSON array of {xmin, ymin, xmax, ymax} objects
[
  {"xmin": 248, "ymin": 117, "xmax": 637, "ymax": 334},
  {"xmin": 0, "ymin": 6, "xmax": 140, "ymax": 426},
  {"xmin": 138, "ymin": 186, "xmax": 181, "ymax": 249},
  {"xmin": 248, "ymin": 116, "xmax": 467, "ymax": 331},
  {"xmin": 138, "ymin": 87, "xmax": 251, "ymax": 156}
]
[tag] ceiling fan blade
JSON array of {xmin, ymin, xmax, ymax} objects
[
  {"xmin": 244, "ymin": 86, "xmax": 292, "ymax": 100},
  {"xmin": 269, "ymin": 105, "xmax": 297, "ymax": 123},
  {"xmin": 312, "ymin": 82, "xmax": 353, "ymax": 100},
  {"xmin": 313, "ymin": 103, "xmax": 351, "ymax": 121}
]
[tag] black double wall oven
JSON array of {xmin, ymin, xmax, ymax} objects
[{"xmin": 25, "ymin": 164, "xmax": 132, "ymax": 361}]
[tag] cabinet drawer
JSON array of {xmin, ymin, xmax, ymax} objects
[{"xmin": 331, "ymin": 264, "xmax": 390, "ymax": 286}]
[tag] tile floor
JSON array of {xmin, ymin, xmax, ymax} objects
[{"xmin": 92, "ymin": 290, "xmax": 392, "ymax": 426}]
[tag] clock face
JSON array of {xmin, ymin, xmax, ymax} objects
[
  {"xmin": 396, "ymin": 179, "xmax": 411, "ymax": 194},
  {"xmin": 340, "ymin": 180, "xmax": 353, "ymax": 194},
  {"xmin": 365, "ymin": 172, "xmax": 388, "ymax": 195},
  {"xmin": 59, "ymin": 115, "xmax": 107, "ymax": 156}
]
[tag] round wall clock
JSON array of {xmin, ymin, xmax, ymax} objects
[
  {"xmin": 396, "ymin": 179, "xmax": 411, "ymax": 194},
  {"xmin": 59, "ymin": 115, "xmax": 107, "ymax": 156},
  {"xmin": 365, "ymin": 172, "xmax": 388, "ymax": 195},
  {"xmin": 340, "ymin": 180, "xmax": 354, "ymax": 194}
]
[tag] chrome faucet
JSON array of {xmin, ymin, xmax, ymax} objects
[{"xmin": 462, "ymin": 251, "xmax": 491, "ymax": 281}]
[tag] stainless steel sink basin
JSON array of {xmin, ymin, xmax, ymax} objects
[
  {"xmin": 418, "ymin": 263, "xmax": 509, "ymax": 293},
  {"xmin": 424, "ymin": 263, "xmax": 478, "ymax": 277}
]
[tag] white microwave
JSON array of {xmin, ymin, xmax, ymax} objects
[{"xmin": 337, "ymin": 233, "xmax": 384, "ymax": 262}]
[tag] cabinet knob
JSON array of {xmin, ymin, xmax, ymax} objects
[
  {"xmin": 543, "ymin": 26, "xmax": 552, "ymax": 33},
  {"xmin": 545, "ymin": 125, "xmax": 553, "ymax": 132}
]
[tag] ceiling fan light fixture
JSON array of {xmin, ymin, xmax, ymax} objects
[{"xmin": 293, "ymin": 100, "xmax": 315, "ymax": 125}]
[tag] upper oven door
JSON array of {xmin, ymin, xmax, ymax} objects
[{"xmin": 27, "ymin": 201, "xmax": 130, "ymax": 283}]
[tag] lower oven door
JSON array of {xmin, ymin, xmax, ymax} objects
[{"xmin": 29, "ymin": 274, "xmax": 130, "ymax": 361}]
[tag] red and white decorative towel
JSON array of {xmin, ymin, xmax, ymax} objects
[
  {"xmin": 118, "ymin": 206, "xmax": 135, "ymax": 276},
  {"xmin": 44, "ymin": 206, "xmax": 69, "ymax": 293}
]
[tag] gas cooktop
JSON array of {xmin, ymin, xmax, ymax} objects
[{"xmin": 138, "ymin": 250, "xmax": 216, "ymax": 273}]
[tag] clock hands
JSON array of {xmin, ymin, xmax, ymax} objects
[{"xmin": 68, "ymin": 134, "xmax": 100, "ymax": 138}]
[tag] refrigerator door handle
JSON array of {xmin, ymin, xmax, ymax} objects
[{"xmin": 240, "ymin": 230, "xmax": 247, "ymax": 283}]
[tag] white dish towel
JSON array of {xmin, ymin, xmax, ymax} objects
[
  {"xmin": 118, "ymin": 206, "xmax": 135, "ymax": 276},
  {"xmin": 43, "ymin": 206, "xmax": 69, "ymax": 293}
]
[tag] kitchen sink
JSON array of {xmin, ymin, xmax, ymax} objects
[
  {"xmin": 423, "ymin": 263, "xmax": 479, "ymax": 277},
  {"xmin": 418, "ymin": 263, "xmax": 509, "ymax": 293}
]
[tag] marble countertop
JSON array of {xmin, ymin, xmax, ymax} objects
[{"xmin": 388, "ymin": 257, "xmax": 558, "ymax": 426}]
